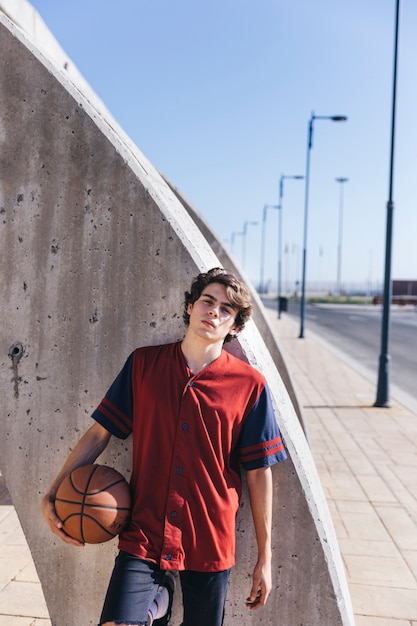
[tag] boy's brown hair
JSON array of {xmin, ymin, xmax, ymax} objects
[{"xmin": 183, "ymin": 267, "xmax": 253, "ymax": 342}]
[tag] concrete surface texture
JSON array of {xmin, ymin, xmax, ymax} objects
[{"xmin": 0, "ymin": 4, "xmax": 353, "ymax": 625}]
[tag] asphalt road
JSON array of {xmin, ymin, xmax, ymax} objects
[{"xmin": 262, "ymin": 298, "xmax": 417, "ymax": 403}]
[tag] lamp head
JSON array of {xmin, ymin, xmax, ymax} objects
[{"xmin": 331, "ymin": 116, "xmax": 348, "ymax": 122}]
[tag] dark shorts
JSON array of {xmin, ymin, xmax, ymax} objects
[{"xmin": 99, "ymin": 551, "xmax": 231, "ymax": 626}]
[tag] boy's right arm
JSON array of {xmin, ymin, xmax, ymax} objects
[{"xmin": 41, "ymin": 421, "xmax": 112, "ymax": 546}]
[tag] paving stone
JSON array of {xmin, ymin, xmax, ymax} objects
[
  {"xmin": 336, "ymin": 499, "xmax": 376, "ymax": 515},
  {"xmin": 375, "ymin": 505, "xmax": 417, "ymax": 551},
  {"xmin": 343, "ymin": 451, "xmax": 377, "ymax": 476},
  {"xmin": 15, "ymin": 560, "xmax": 42, "ymax": 583},
  {"xmin": 392, "ymin": 464, "xmax": 417, "ymax": 489},
  {"xmin": 338, "ymin": 538, "xmax": 401, "ymax": 558},
  {"xmin": 403, "ymin": 550, "xmax": 417, "ymax": 578},
  {"xmin": 355, "ymin": 474, "xmax": 398, "ymax": 504},
  {"xmin": 0, "ymin": 618, "xmax": 51, "ymax": 626},
  {"xmin": 0, "ymin": 618, "xmax": 39, "ymax": 626},
  {"xmin": 0, "ymin": 508, "xmax": 28, "ymax": 548},
  {"xmin": 355, "ymin": 617, "xmax": 412, "ymax": 626},
  {"xmin": 344, "ymin": 553, "xmax": 417, "ymax": 589},
  {"xmin": 0, "ymin": 556, "xmax": 33, "ymax": 587},
  {"xmin": 0, "ymin": 581, "xmax": 49, "ymax": 619},
  {"xmin": 350, "ymin": 583, "xmax": 417, "ymax": 621}
]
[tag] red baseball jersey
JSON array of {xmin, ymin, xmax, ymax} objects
[{"xmin": 92, "ymin": 341, "xmax": 286, "ymax": 571}]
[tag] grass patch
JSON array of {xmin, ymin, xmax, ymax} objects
[{"xmin": 290, "ymin": 295, "xmax": 374, "ymax": 305}]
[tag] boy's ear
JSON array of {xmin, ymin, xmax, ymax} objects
[{"xmin": 187, "ymin": 303, "xmax": 193, "ymax": 314}]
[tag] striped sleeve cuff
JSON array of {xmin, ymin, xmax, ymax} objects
[
  {"xmin": 240, "ymin": 435, "xmax": 287, "ymax": 470},
  {"xmin": 92, "ymin": 397, "xmax": 132, "ymax": 439}
]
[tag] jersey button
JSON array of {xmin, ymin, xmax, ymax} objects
[
  {"xmin": 165, "ymin": 554, "xmax": 172, "ymax": 561},
  {"xmin": 182, "ymin": 423, "xmax": 188, "ymax": 430},
  {"xmin": 176, "ymin": 467, "xmax": 183, "ymax": 474}
]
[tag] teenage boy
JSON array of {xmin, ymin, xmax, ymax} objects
[{"xmin": 42, "ymin": 267, "xmax": 287, "ymax": 626}]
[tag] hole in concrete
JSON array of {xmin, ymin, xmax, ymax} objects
[{"xmin": 8, "ymin": 342, "xmax": 24, "ymax": 360}]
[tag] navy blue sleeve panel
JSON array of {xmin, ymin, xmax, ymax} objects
[
  {"xmin": 91, "ymin": 352, "xmax": 134, "ymax": 439},
  {"xmin": 238, "ymin": 385, "xmax": 287, "ymax": 470}
]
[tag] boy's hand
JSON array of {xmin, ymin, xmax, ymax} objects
[
  {"xmin": 246, "ymin": 558, "xmax": 271, "ymax": 610},
  {"xmin": 41, "ymin": 493, "xmax": 85, "ymax": 547}
]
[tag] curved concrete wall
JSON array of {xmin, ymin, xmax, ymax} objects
[{"xmin": 0, "ymin": 7, "xmax": 354, "ymax": 626}]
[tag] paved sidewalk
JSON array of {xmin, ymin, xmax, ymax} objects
[
  {"xmin": 265, "ymin": 308, "xmax": 417, "ymax": 626},
  {"xmin": 0, "ymin": 478, "xmax": 51, "ymax": 625},
  {"xmin": 1, "ymin": 308, "xmax": 416, "ymax": 625}
]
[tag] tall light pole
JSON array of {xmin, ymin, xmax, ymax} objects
[
  {"xmin": 230, "ymin": 231, "xmax": 243, "ymax": 255},
  {"xmin": 242, "ymin": 220, "xmax": 258, "ymax": 271},
  {"xmin": 260, "ymin": 205, "xmax": 279, "ymax": 294},
  {"xmin": 375, "ymin": 0, "xmax": 400, "ymax": 407},
  {"xmin": 278, "ymin": 175, "xmax": 303, "ymax": 317},
  {"xmin": 335, "ymin": 177, "xmax": 348, "ymax": 295},
  {"xmin": 299, "ymin": 112, "xmax": 348, "ymax": 338}
]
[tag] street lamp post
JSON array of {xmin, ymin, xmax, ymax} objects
[
  {"xmin": 299, "ymin": 112, "xmax": 348, "ymax": 338},
  {"xmin": 260, "ymin": 204, "xmax": 278, "ymax": 294},
  {"xmin": 335, "ymin": 177, "xmax": 348, "ymax": 295},
  {"xmin": 375, "ymin": 0, "xmax": 400, "ymax": 407},
  {"xmin": 230, "ymin": 231, "xmax": 243, "ymax": 256},
  {"xmin": 242, "ymin": 220, "xmax": 258, "ymax": 271},
  {"xmin": 278, "ymin": 175, "xmax": 303, "ymax": 317}
]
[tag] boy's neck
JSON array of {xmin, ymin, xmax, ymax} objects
[{"xmin": 181, "ymin": 334, "xmax": 223, "ymax": 375}]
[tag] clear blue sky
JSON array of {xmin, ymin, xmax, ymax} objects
[{"xmin": 29, "ymin": 0, "xmax": 417, "ymax": 292}]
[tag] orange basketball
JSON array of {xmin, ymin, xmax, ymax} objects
[{"xmin": 55, "ymin": 464, "xmax": 131, "ymax": 544}]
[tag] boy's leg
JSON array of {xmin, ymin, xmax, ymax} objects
[
  {"xmin": 99, "ymin": 551, "xmax": 165, "ymax": 626},
  {"xmin": 151, "ymin": 571, "xmax": 176, "ymax": 625},
  {"xmin": 179, "ymin": 569, "xmax": 231, "ymax": 626}
]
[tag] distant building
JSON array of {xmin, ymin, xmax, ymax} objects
[
  {"xmin": 373, "ymin": 279, "xmax": 417, "ymax": 304},
  {"xmin": 392, "ymin": 280, "xmax": 417, "ymax": 297}
]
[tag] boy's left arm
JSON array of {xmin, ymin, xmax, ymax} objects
[{"xmin": 245, "ymin": 465, "xmax": 273, "ymax": 610}]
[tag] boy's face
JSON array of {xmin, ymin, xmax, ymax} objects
[{"xmin": 187, "ymin": 282, "xmax": 238, "ymax": 343}]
